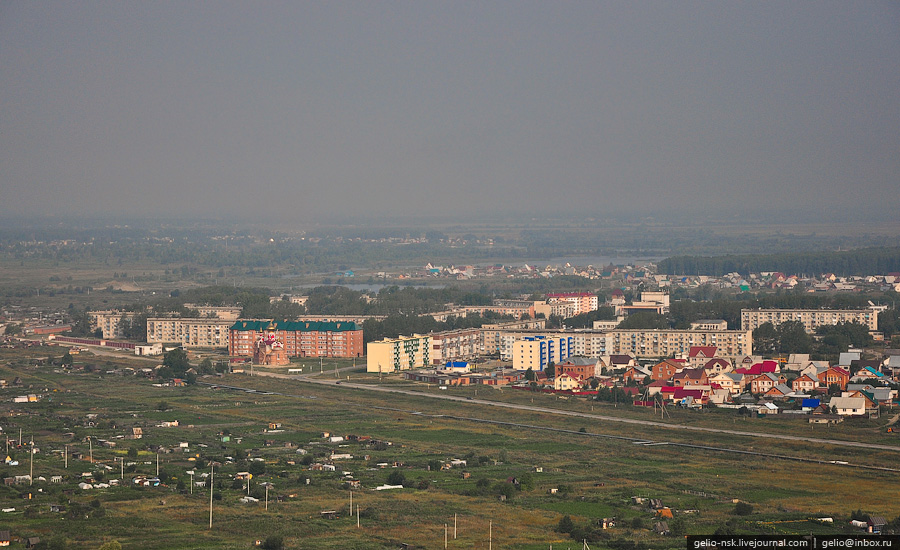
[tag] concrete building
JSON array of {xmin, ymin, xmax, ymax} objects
[
  {"xmin": 619, "ymin": 291, "xmax": 670, "ymax": 316},
  {"xmin": 512, "ymin": 335, "xmax": 574, "ymax": 371},
  {"xmin": 228, "ymin": 320, "xmax": 363, "ymax": 358},
  {"xmin": 690, "ymin": 319, "xmax": 728, "ymax": 331},
  {"xmin": 147, "ymin": 318, "xmax": 234, "ymax": 348},
  {"xmin": 740, "ymin": 308, "xmax": 879, "ymax": 333},
  {"xmin": 89, "ymin": 310, "xmax": 135, "ymax": 339},
  {"xmin": 182, "ymin": 304, "xmax": 242, "ymax": 320},
  {"xmin": 546, "ymin": 292, "xmax": 599, "ymax": 316},
  {"xmin": 481, "ymin": 319, "xmax": 546, "ymax": 356},
  {"xmin": 498, "ymin": 328, "xmax": 751, "ymax": 361},
  {"xmin": 429, "ymin": 328, "xmax": 482, "ymax": 365},
  {"xmin": 367, "ymin": 334, "xmax": 432, "ymax": 373},
  {"xmin": 607, "ymin": 328, "xmax": 751, "ymax": 358}
]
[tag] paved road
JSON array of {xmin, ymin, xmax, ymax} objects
[{"xmin": 243, "ymin": 371, "xmax": 900, "ymax": 454}]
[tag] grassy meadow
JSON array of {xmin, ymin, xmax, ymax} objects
[{"xmin": 0, "ymin": 346, "xmax": 897, "ymax": 548}]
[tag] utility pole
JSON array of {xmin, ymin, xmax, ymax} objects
[
  {"xmin": 156, "ymin": 452, "xmax": 159, "ymax": 477},
  {"xmin": 454, "ymin": 513, "xmax": 457, "ymax": 539},
  {"xmin": 208, "ymin": 464, "xmax": 214, "ymax": 529},
  {"xmin": 190, "ymin": 471, "xmax": 194, "ymax": 495},
  {"xmin": 265, "ymin": 484, "xmax": 269, "ymax": 511},
  {"xmin": 64, "ymin": 444, "xmax": 68, "ymax": 469},
  {"xmin": 29, "ymin": 438, "xmax": 33, "ymax": 486},
  {"xmin": 89, "ymin": 437, "xmax": 93, "ymax": 463}
]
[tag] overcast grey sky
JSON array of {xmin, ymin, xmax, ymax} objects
[{"xmin": 1, "ymin": 2, "xmax": 898, "ymax": 224}]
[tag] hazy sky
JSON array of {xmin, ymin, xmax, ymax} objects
[{"xmin": 1, "ymin": 2, "xmax": 898, "ymax": 223}]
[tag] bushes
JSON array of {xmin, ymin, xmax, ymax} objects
[{"xmin": 733, "ymin": 502, "xmax": 754, "ymax": 516}]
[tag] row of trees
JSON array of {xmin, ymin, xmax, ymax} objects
[
  {"xmin": 658, "ymin": 247, "xmax": 900, "ymax": 277},
  {"xmin": 752, "ymin": 321, "xmax": 873, "ymax": 357}
]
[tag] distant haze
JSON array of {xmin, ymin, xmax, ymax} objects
[{"xmin": 1, "ymin": 2, "xmax": 898, "ymax": 224}]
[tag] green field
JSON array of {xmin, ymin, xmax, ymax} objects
[{"xmin": 0, "ymin": 345, "xmax": 897, "ymax": 549}]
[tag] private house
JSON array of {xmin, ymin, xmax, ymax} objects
[
  {"xmin": 604, "ymin": 354, "xmax": 638, "ymax": 370},
  {"xmin": 709, "ymin": 372, "xmax": 744, "ymax": 394},
  {"xmin": 764, "ymin": 384, "xmax": 792, "ymax": 399},
  {"xmin": 686, "ymin": 346, "xmax": 718, "ymax": 368},
  {"xmin": 623, "ymin": 365, "xmax": 651, "ymax": 383},
  {"xmin": 651, "ymin": 359, "xmax": 680, "ymax": 382},
  {"xmin": 672, "ymin": 368, "xmax": 708, "ymax": 388},
  {"xmin": 553, "ymin": 373, "xmax": 581, "ymax": 392},
  {"xmin": 735, "ymin": 361, "xmax": 779, "ymax": 377},
  {"xmin": 818, "ymin": 367, "xmax": 850, "ymax": 391},
  {"xmin": 702, "ymin": 358, "xmax": 732, "ymax": 376},
  {"xmin": 750, "ymin": 373, "xmax": 786, "ymax": 394},
  {"xmin": 556, "ymin": 357, "xmax": 601, "ymax": 380},
  {"xmin": 830, "ymin": 396, "xmax": 866, "ymax": 416},
  {"xmin": 791, "ymin": 374, "xmax": 819, "ymax": 394}
]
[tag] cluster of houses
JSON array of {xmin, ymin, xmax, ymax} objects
[
  {"xmin": 405, "ymin": 347, "xmax": 899, "ymax": 417},
  {"xmin": 393, "ymin": 262, "xmax": 900, "ymax": 295}
]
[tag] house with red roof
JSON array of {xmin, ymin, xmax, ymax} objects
[
  {"xmin": 673, "ymin": 388, "xmax": 708, "ymax": 406},
  {"xmin": 687, "ymin": 346, "xmax": 718, "ymax": 368},
  {"xmin": 818, "ymin": 367, "xmax": 850, "ymax": 391},
  {"xmin": 735, "ymin": 361, "xmax": 779, "ymax": 377}
]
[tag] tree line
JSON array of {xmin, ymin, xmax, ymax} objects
[{"xmin": 658, "ymin": 247, "xmax": 900, "ymax": 277}]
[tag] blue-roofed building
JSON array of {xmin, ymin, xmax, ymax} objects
[{"xmin": 802, "ymin": 398, "xmax": 820, "ymax": 411}]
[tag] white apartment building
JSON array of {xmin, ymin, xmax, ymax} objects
[
  {"xmin": 146, "ymin": 318, "xmax": 234, "ymax": 348},
  {"xmin": 740, "ymin": 308, "xmax": 879, "ymax": 333}
]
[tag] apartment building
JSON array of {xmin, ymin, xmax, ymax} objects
[
  {"xmin": 513, "ymin": 335, "xmax": 575, "ymax": 371},
  {"xmin": 740, "ymin": 308, "xmax": 879, "ymax": 333},
  {"xmin": 182, "ymin": 304, "xmax": 242, "ymax": 320},
  {"xmin": 228, "ymin": 320, "xmax": 363, "ymax": 358},
  {"xmin": 497, "ymin": 328, "xmax": 750, "ymax": 361},
  {"xmin": 147, "ymin": 318, "xmax": 234, "ymax": 348},
  {"xmin": 546, "ymin": 292, "xmax": 599, "ymax": 316},
  {"xmin": 429, "ymin": 328, "xmax": 482, "ymax": 365},
  {"xmin": 607, "ymin": 329, "xmax": 751, "ymax": 358},
  {"xmin": 690, "ymin": 319, "xmax": 729, "ymax": 331},
  {"xmin": 89, "ymin": 310, "xmax": 134, "ymax": 339},
  {"xmin": 367, "ymin": 334, "xmax": 432, "ymax": 373},
  {"xmin": 481, "ymin": 319, "xmax": 546, "ymax": 355},
  {"xmin": 619, "ymin": 291, "xmax": 670, "ymax": 316}
]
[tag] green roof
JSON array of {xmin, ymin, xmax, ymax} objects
[{"xmin": 230, "ymin": 320, "xmax": 359, "ymax": 332}]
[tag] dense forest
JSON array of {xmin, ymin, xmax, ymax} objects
[{"xmin": 658, "ymin": 247, "xmax": 900, "ymax": 277}]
